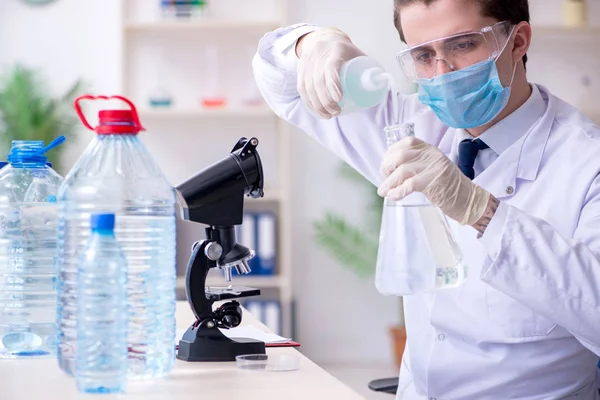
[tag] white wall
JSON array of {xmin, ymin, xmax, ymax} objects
[
  {"xmin": 1, "ymin": 0, "xmax": 598, "ymax": 367},
  {"xmin": 0, "ymin": 0, "xmax": 122, "ymax": 167}
]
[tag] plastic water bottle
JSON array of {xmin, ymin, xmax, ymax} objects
[
  {"xmin": 0, "ymin": 138, "xmax": 65, "ymax": 357},
  {"xmin": 76, "ymin": 213, "xmax": 128, "ymax": 394},
  {"xmin": 57, "ymin": 95, "xmax": 177, "ymax": 379},
  {"xmin": 338, "ymin": 56, "xmax": 392, "ymax": 115},
  {"xmin": 374, "ymin": 123, "xmax": 466, "ymax": 296}
]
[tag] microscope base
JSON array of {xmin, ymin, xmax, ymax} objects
[{"xmin": 177, "ymin": 329, "xmax": 266, "ymax": 362}]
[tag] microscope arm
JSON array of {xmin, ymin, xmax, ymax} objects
[{"xmin": 185, "ymin": 240, "xmax": 215, "ymax": 322}]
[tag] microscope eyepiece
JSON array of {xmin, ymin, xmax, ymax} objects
[{"xmin": 175, "ymin": 137, "xmax": 264, "ymax": 227}]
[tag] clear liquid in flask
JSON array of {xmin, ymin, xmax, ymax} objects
[{"xmin": 375, "ymin": 124, "xmax": 467, "ymax": 296}]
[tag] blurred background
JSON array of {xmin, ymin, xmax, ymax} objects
[{"xmin": 0, "ymin": 0, "xmax": 598, "ymax": 398}]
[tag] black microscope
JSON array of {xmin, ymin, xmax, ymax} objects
[{"xmin": 175, "ymin": 137, "xmax": 267, "ymax": 362}]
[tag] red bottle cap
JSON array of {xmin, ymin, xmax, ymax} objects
[{"xmin": 74, "ymin": 95, "xmax": 145, "ymax": 135}]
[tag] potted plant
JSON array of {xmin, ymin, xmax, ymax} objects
[
  {"xmin": 313, "ymin": 162, "xmax": 407, "ymax": 369},
  {"xmin": 0, "ymin": 64, "xmax": 83, "ymax": 174}
]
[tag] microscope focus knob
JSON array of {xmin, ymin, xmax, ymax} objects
[
  {"xmin": 223, "ymin": 314, "xmax": 241, "ymax": 328},
  {"xmin": 204, "ymin": 242, "xmax": 223, "ymax": 261},
  {"xmin": 215, "ymin": 301, "xmax": 243, "ymax": 329}
]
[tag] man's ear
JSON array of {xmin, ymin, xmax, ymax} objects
[{"xmin": 512, "ymin": 22, "xmax": 532, "ymax": 64}]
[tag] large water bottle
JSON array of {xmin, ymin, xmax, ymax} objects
[
  {"xmin": 76, "ymin": 213, "xmax": 128, "ymax": 394},
  {"xmin": 0, "ymin": 138, "xmax": 65, "ymax": 357},
  {"xmin": 375, "ymin": 123, "xmax": 466, "ymax": 296},
  {"xmin": 338, "ymin": 56, "xmax": 392, "ymax": 115},
  {"xmin": 57, "ymin": 95, "xmax": 177, "ymax": 379}
]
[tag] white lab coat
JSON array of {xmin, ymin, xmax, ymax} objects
[{"xmin": 253, "ymin": 24, "xmax": 600, "ymax": 399}]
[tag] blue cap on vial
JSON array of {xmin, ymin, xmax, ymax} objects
[{"xmin": 90, "ymin": 213, "xmax": 115, "ymax": 232}]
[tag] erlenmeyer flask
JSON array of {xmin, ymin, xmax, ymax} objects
[{"xmin": 374, "ymin": 123, "xmax": 466, "ymax": 296}]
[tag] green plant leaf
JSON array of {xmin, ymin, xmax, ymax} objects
[
  {"xmin": 338, "ymin": 161, "xmax": 369, "ymax": 183},
  {"xmin": 0, "ymin": 64, "xmax": 85, "ymax": 173},
  {"xmin": 60, "ymin": 80, "xmax": 83, "ymax": 104},
  {"xmin": 312, "ymin": 160, "xmax": 387, "ymax": 279},
  {"xmin": 368, "ymin": 187, "xmax": 384, "ymax": 233},
  {"xmin": 313, "ymin": 212, "xmax": 379, "ymax": 278},
  {"xmin": 337, "ymin": 162, "xmax": 384, "ymax": 233}
]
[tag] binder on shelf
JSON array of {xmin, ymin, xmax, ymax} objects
[
  {"xmin": 236, "ymin": 211, "xmax": 277, "ymax": 276},
  {"xmin": 236, "ymin": 212, "xmax": 260, "ymax": 276},
  {"xmin": 242, "ymin": 299, "xmax": 282, "ymax": 336},
  {"xmin": 243, "ymin": 300, "xmax": 263, "ymax": 324},
  {"xmin": 256, "ymin": 211, "xmax": 276, "ymax": 276},
  {"xmin": 263, "ymin": 300, "xmax": 282, "ymax": 336}
]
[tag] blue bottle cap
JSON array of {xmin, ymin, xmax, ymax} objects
[{"xmin": 90, "ymin": 213, "xmax": 115, "ymax": 232}]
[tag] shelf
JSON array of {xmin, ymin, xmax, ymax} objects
[
  {"xmin": 138, "ymin": 105, "xmax": 275, "ymax": 119},
  {"xmin": 122, "ymin": 0, "xmax": 293, "ymax": 338},
  {"xmin": 125, "ymin": 19, "xmax": 281, "ymax": 32},
  {"xmin": 177, "ymin": 275, "xmax": 286, "ymax": 291}
]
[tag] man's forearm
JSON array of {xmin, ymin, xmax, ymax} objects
[{"xmin": 472, "ymin": 195, "xmax": 500, "ymax": 236}]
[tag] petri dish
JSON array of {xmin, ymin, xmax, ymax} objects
[
  {"xmin": 236, "ymin": 354, "xmax": 268, "ymax": 370},
  {"xmin": 236, "ymin": 354, "xmax": 300, "ymax": 372}
]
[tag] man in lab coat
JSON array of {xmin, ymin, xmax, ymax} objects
[{"xmin": 252, "ymin": 0, "xmax": 600, "ymax": 398}]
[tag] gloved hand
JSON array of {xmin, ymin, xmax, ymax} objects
[
  {"xmin": 377, "ymin": 137, "xmax": 491, "ymax": 226},
  {"xmin": 296, "ymin": 27, "xmax": 365, "ymax": 118}
]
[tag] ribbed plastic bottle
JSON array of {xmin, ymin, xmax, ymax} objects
[
  {"xmin": 375, "ymin": 123, "xmax": 466, "ymax": 296},
  {"xmin": 57, "ymin": 95, "xmax": 177, "ymax": 379},
  {"xmin": 0, "ymin": 138, "xmax": 65, "ymax": 357},
  {"xmin": 76, "ymin": 213, "xmax": 128, "ymax": 394},
  {"xmin": 338, "ymin": 56, "xmax": 392, "ymax": 114}
]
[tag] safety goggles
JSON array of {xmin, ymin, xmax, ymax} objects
[{"xmin": 396, "ymin": 21, "xmax": 513, "ymax": 82}]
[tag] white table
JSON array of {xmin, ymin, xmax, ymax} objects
[{"xmin": 0, "ymin": 302, "xmax": 366, "ymax": 400}]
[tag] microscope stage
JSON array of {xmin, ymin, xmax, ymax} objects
[{"xmin": 205, "ymin": 285, "xmax": 261, "ymax": 301}]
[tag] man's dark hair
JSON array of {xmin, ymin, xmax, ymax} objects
[{"xmin": 393, "ymin": 0, "xmax": 529, "ymax": 66}]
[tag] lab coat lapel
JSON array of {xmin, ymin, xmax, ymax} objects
[
  {"xmin": 436, "ymin": 88, "xmax": 556, "ymax": 310},
  {"xmin": 439, "ymin": 127, "xmax": 456, "ymax": 160},
  {"xmin": 472, "ymin": 86, "xmax": 555, "ymax": 200},
  {"xmin": 472, "ymin": 144, "xmax": 520, "ymax": 200}
]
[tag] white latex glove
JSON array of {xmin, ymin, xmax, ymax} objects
[
  {"xmin": 296, "ymin": 28, "xmax": 365, "ymax": 118},
  {"xmin": 377, "ymin": 137, "xmax": 491, "ymax": 226}
]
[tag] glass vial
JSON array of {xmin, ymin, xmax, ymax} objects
[{"xmin": 201, "ymin": 44, "xmax": 227, "ymax": 109}]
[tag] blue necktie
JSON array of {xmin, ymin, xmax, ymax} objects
[{"xmin": 458, "ymin": 138, "xmax": 489, "ymax": 180}]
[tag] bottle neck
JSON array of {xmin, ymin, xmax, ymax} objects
[
  {"xmin": 92, "ymin": 229, "xmax": 116, "ymax": 237},
  {"xmin": 384, "ymin": 128, "xmax": 402, "ymax": 148},
  {"xmin": 97, "ymin": 120, "xmax": 139, "ymax": 136},
  {"xmin": 8, "ymin": 141, "xmax": 48, "ymax": 169},
  {"xmin": 10, "ymin": 161, "xmax": 47, "ymax": 169},
  {"xmin": 362, "ymin": 68, "xmax": 390, "ymax": 92},
  {"xmin": 97, "ymin": 133, "xmax": 137, "ymax": 138},
  {"xmin": 384, "ymin": 123, "xmax": 415, "ymax": 148}
]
